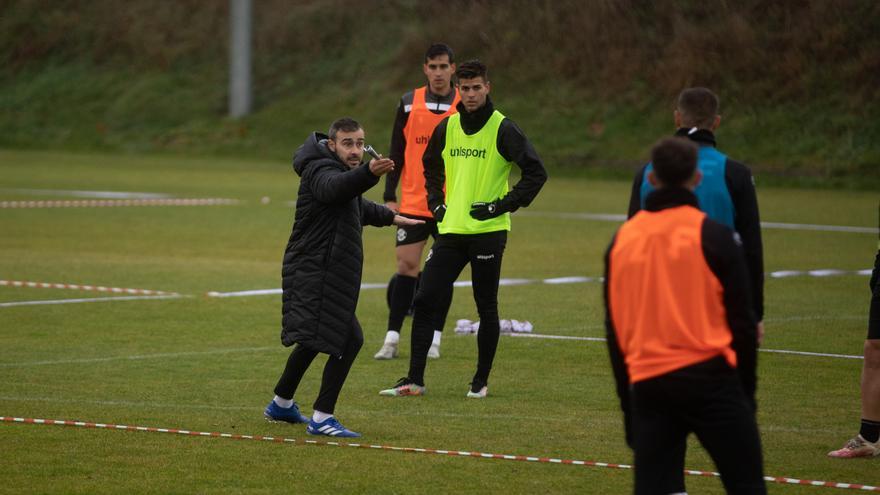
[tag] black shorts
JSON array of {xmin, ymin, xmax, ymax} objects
[
  {"xmin": 395, "ymin": 214, "xmax": 437, "ymax": 247},
  {"xmin": 869, "ymin": 249, "xmax": 880, "ymax": 340}
]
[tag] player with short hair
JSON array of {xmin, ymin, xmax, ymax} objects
[
  {"xmin": 380, "ymin": 59, "xmax": 547, "ymax": 399},
  {"xmin": 264, "ymin": 118, "xmax": 423, "ymax": 437},
  {"xmin": 628, "ymin": 87, "xmax": 765, "ymax": 342},
  {"xmin": 375, "ymin": 43, "xmax": 460, "ymax": 361},
  {"xmin": 606, "ymin": 137, "xmax": 766, "ymax": 494}
]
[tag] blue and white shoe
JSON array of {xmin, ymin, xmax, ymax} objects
[
  {"xmin": 264, "ymin": 400, "xmax": 309, "ymax": 424},
  {"xmin": 307, "ymin": 417, "xmax": 361, "ymax": 438}
]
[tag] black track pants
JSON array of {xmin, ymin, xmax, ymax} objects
[
  {"xmin": 407, "ymin": 231, "xmax": 507, "ymax": 385},
  {"xmin": 273, "ymin": 319, "xmax": 364, "ymax": 414},
  {"xmin": 631, "ymin": 357, "xmax": 766, "ymax": 495}
]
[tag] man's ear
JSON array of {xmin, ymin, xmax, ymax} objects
[
  {"xmin": 674, "ymin": 110, "xmax": 682, "ymax": 128},
  {"xmin": 688, "ymin": 169, "xmax": 704, "ymax": 190},
  {"xmin": 712, "ymin": 115, "xmax": 721, "ymax": 131},
  {"xmin": 327, "ymin": 139, "xmax": 336, "ymax": 152},
  {"xmin": 647, "ymin": 170, "xmax": 660, "ymax": 188}
]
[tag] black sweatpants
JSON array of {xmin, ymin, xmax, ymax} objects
[
  {"xmin": 273, "ymin": 318, "xmax": 364, "ymax": 414},
  {"xmin": 631, "ymin": 357, "xmax": 765, "ymax": 495},
  {"xmin": 407, "ymin": 231, "xmax": 507, "ymax": 386}
]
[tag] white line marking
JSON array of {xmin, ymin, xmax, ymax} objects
[
  {"xmin": 507, "ymin": 333, "xmax": 864, "ymax": 359},
  {"xmin": 517, "ymin": 211, "xmax": 880, "ymax": 234},
  {"xmin": 0, "ymin": 294, "xmax": 184, "ymax": 308},
  {"xmin": 509, "ymin": 333, "xmax": 607, "ymax": 342},
  {"xmin": 203, "ymin": 269, "xmax": 869, "ymax": 298},
  {"xmin": 0, "ymin": 188, "xmax": 172, "ymax": 199},
  {"xmin": 0, "ymin": 346, "xmax": 275, "ymax": 368},
  {"xmin": 207, "ymin": 288, "xmax": 280, "ymax": 297},
  {"xmin": 759, "ymin": 348, "xmax": 864, "ymax": 360}
]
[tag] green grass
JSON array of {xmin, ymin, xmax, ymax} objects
[{"xmin": 1, "ymin": 149, "xmax": 878, "ymax": 493}]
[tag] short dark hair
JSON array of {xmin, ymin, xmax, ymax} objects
[
  {"xmin": 425, "ymin": 43, "xmax": 454, "ymax": 63},
  {"xmin": 328, "ymin": 117, "xmax": 361, "ymax": 140},
  {"xmin": 677, "ymin": 87, "xmax": 719, "ymax": 129},
  {"xmin": 456, "ymin": 59, "xmax": 488, "ymax": 82},
  {"xmin": 651, "ymin": 137, "xmax": 699, "ymax": 187}
]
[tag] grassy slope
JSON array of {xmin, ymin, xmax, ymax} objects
[
  {"xmin": 1, "ymin": 1, "xmax": 878, "ymax": 186},
  {"xmin": 1, "ymin": 149, "xmax": 877, "ymax": 493}
]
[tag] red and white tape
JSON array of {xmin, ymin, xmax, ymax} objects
[
  {"xmin": 1, "ymin": 416, "xmax": 877, "ymax": 491},
  {"xmin": 0, "ymin": 198, "xmax": 240, "ymax": 208},
  {"xmin": 0, "ymin": 280, "xmax": 178, "ymax": 296}
]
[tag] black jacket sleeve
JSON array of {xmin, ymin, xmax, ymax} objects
[
  {"xmin": 384, "ymin": 99, "xmax": 408, "ymax": 202},
  {"xmin": 701, "ymin": 218, "xmax": 759, "ymax": 408},
  {"xmin": 308, "ymin": 161, "xmax": 380, "ymax": 205},
  {"xmin": 627, "ymin": 166, "xmax": 647, "ymax": 218},
  {"xmin": 496, "ymin": 119, "xmax": 547, "ymax": 211},
  {"xmin": 422, "ymin": 117, "xmax": 449, "ymax": 213},
  {"xmin": 361, "ymin": 199, "xmax": 395, "ymax": 227},
  {"xmin": 603, "ymin": 233, "xmax": 634, "ymax": 448},
  {"xmin": 726, "ymin": 159, "xmax": 764, "ymax": 321}
]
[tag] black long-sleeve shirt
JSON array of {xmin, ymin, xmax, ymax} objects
[
  {"xmin": 421, "ymin": 96, "xmax": 547, "ymax": 214},
  {"xmin": 627, "ymin": 129, "xmax": 764, "ymax": 321}
]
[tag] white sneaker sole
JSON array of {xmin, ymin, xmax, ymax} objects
[{"xmin": 466, "ymin": 386, "xmax": 488, "ymax": 398}]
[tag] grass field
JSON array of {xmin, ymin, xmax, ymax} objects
[{"xmin": 1, "ymin": 149, "xmax": 878, "ymax": 494}]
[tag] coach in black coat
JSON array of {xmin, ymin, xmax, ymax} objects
[
  {"xmin": 269, "ymin": 118, "xmax": 422, "ymax": 436},
  {"xmin": 281, "ymin": 130, "xmax": 394, "ymax": 356}
]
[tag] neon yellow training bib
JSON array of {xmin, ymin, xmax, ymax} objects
[{"xmin": 439, "ymin": 110, "xmax": 512, "ymax": 234}]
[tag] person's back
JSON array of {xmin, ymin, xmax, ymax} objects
[
  {"xmin": 627, "ymin": 88, "xmax": 765, "ymax": 332},
  {"xmin": 610, "ymin": 203, "xmax": 736, "ymax": 384},
  {"xmin": 606, "ymin": 137, "xmax": 765, "ymax": 494}
]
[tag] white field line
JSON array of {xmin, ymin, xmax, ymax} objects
[
  {"xmin": 516, "ymin": 211, "xmax": 880, "ymax": 234},
  {"xmin": 0, "ymin": 317, "xmax": 863, "ymax": 368},
  {"xmin": 0, "ymin": 188, "xmax": 172, "ymax": 199},
  {"xmin": 0, "ymin": 346, "xmax": 275, "ymax": 368},
  {"xmin": 204, "ymin": 270, "xmax": 869, "ymax": 298},
  {"xmin": 507, "ymin": 333, "xmax": 864, "ymax": 359},
  {"xmin": 0, "ymin": 294, "xmax": 184, "ymax": 308}
]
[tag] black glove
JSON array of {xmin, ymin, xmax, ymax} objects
[
  {"xmin": 432, "ymin": 204, "xmax": 447, "ymax": 222},
  {"xmin": 469, "ymin": 197, "xmax": 513, "ymax": 220}
]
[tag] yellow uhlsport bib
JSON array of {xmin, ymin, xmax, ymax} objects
[{"xmin": 439, "ymin": 111, "xmax": 511, "ymax": 234}]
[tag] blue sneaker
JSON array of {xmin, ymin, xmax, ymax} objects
[
  {"xmin": 264, "ymin": 400, "xmax": 309, "ymax": 424},
  {"xmin": 307, "ymin": 417, "xmax": 361, "ymax": 438}
]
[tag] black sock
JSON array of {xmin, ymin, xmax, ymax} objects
[
  {"xmin": 860, "ymin": 419, "xmax": 880, "ymax": 443},
  {"xmin": 387, "ymin": 275, "xmax": 418, "ymax": 332}
]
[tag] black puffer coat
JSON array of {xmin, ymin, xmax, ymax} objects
[{"xmin": 281, "ymin": 132, "xmax": 395, "ymax": 356}]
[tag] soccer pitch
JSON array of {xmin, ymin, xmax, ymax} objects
[{"xmin": 0, "ymin": 149, "xmax": 877, "ymax": 494}]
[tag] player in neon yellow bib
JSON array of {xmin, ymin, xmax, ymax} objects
[{"xmin": 380, "ymin": 60, "xmax": 547, "ymax": 399}]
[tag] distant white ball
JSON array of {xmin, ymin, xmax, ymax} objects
[{"xmin": 261, "ymin": 196, "xmax": 271, "ymax": 204}]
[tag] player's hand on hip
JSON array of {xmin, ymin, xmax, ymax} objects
[
  {"xmin": 470, "ymin": 199, "xmax": 504, "ymax": 220},
  {"xmin": 369, "ymin": 158, "xmax": 395, "ymax": 177},
  {"xmin": 385, "ymin": 201, "xmax": 399, "ymax": 213},
  {"xmin": 393, "ymin": 215, "xmax": 425, "ymax": 226}
]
